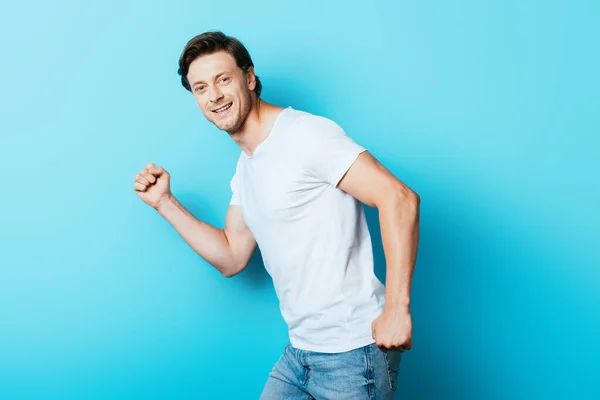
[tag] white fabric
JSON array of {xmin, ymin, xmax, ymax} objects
[{"xmin": 229, "ymin": 107, "xmax": 386, "ymax": 353}]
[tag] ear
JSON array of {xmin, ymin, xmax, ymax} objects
[{"xmin": 245, "ymin": 66, "xmax": 257, "ymax": 91}]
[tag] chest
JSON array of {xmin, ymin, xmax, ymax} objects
[{"xmin": 237, "ymin": 156, "xmax": 324, "ymax": 227}]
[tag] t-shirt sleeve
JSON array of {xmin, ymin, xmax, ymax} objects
[
  {"xmin": 295, "ymin": 116, "xmax": 367, "ymax": 187},
  {"xmin": 229, "ymin": 172, "xmax": 241, "ymax": 205}
]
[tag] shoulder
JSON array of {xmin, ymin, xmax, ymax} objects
[{"xmin": 285, "ymin": 109, "xmax": 347, "ymax": 144}]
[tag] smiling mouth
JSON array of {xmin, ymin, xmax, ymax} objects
[{"xmin": 213, "ymin": 103, "xmax": 232, "ymax": 113}]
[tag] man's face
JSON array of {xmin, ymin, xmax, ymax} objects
[{"xmin": 186, "ymin": 51, "xmax": 256, "ymax": 133}]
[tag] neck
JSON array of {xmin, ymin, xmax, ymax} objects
[{"xmin": 230, "ymin": 98, "xmax": 284, "ymax": 157}]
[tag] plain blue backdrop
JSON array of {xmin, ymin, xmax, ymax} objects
[{"xmin": 1, "ymin": 0, "xmax": 598, "ymax": 399}]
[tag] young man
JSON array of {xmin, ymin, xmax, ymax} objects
[{"xmin": 133, "ymin": 31, "xmax": 420, "ymax": 399}]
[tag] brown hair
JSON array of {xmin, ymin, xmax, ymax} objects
[{"xmin": 177, "ymin": 30, "xmax": 262, "ymax": 97}]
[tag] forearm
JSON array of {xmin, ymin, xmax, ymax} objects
[
  {"xmin": 156, "ymin": 194, "xmax": 240, "ymax": 276},
  {"xmin": 378, "ymin": 191, "xmax": 420, "ymax": 310}
]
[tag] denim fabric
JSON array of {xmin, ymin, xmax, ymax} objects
[{"xmin": 260, "ymin": 342, "xmax": 402, "ymax": 399}]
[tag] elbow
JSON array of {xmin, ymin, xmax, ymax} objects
[
  {"xmin": 222, "ymin": 268, "xmax": 238, "ymax": 278},
  {"xmin": 222, "ymin": 270, "xmax": 237, "ymax": 278},
  {"xmin": 409, "ymin": 190, "xmax": 420, "ymax": 209},
  {"xmin": 405, "ymin": 190, "xmax": 420, "ymax": 216},
  {"xmin": 384, "ymin": 184, "xmax": 420, "ymax": 211},
  {"xmin": 222, "ymin": 262, "xmax": 248, "ymax": 278}
]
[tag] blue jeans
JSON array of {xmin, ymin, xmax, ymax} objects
[{"xmin": 260, "ymin": 342, "xmax": 402, "ymax": 399}]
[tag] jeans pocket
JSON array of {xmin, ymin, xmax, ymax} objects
[{"xmin": 383, "ymin": 350, "xmax": 402, "ymax": 392}]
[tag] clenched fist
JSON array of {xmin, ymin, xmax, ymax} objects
[{"xmin": 133, "ymin": 163, "xmax": 171, "ymax": 209}]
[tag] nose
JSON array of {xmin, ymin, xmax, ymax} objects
[{"xmin": 208, "ymin": 85, "xmax": 224, "ymax": 103}]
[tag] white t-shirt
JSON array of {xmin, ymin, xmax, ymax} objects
[{"xmin": 229, "ymin": 106, "xmax": 386, "ymax": 353}]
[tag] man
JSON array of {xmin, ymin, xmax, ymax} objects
[{"xmin": 133, "ymin": 31, "xmax": 420, "ymax": 399}]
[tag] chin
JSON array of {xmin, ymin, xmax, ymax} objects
[
  {"xmin": 219, "ymin": 114, "xmax": 245, "ymax": 133},
  {"xmin": 214, "ymin": 116, "xmax": 237, "ymax": 131}
]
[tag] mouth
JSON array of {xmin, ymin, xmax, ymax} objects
[{"xmin": 212, "ymin": 102, "xmax": 233, "ymax": 114}]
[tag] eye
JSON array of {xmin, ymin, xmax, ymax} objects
[
  {"xmin": 194, "ymin": 85, "xmax": 205, "ymax": 93},
  {"xmin": 220, "ymin": 77, "xmax": 230, "ymax": 83}
]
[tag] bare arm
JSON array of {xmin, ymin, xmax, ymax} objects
[
  {"xmin": 134, "ymin": 163, "xmax": 257, "ymax": 277},
  {"xmin": 338, "ymin": 151, "xmax": 420, "ymax": 309},
  {"xmin": 157, "ymin": 196, "xmax": 257, "ymax": 277},
  {"xmin": 338, "ymin": 151, "xmax": 419, "ymax": 352}
]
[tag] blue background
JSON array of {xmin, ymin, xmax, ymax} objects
[{"xmin": 1, "ymin": 1, "xmax": 598, "ymax": 399}]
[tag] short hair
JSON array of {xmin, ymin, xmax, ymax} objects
[{"xmin": 177, "ymin": 30, "xmax": 262, "ymax": 97}]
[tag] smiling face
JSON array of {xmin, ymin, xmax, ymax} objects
[{"xmin": 186, "ymin": 51, "xmax": 257, "ymax": 134}]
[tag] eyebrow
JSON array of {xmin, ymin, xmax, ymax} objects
[{"xmin": 191, "ymin": 70, "xmax": 232, "ymax": 86}]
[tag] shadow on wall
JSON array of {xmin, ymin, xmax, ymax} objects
[
  {"xmin": 238, "ymin": 246, "xmax": 270, "ymax": 287},
  {"xmin": 363, "ymin": 199, "xmax": 480, "ymax": 400},
  {"xmin": 363, "ymin": 204, "xmax": 473, "ymax": 400},
  {"xmin": 362, "ymin": 160, "xmax": 599, "ymax": 399},
  {"xmin": 360, "ymin": 156, "xmax": 492, "ymax": 399}
]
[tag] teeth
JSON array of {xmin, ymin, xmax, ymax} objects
[{"xmin": 215, "ymin": 103, "xmax": 232, "ymax": 113}]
